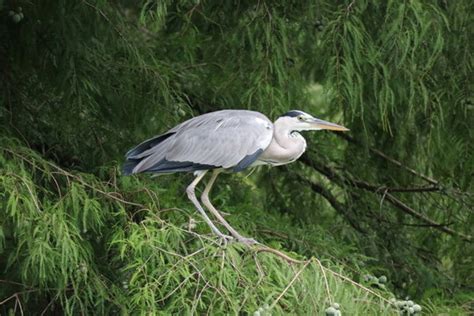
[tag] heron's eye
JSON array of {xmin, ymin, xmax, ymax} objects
[{"xmin": 298, "ymin": 115, "xmax": 305, "ymax": 121}]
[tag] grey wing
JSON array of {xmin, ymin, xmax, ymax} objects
[{"xmin": 128, "ymin": 110, "xmax": 273, "ymax": 174}]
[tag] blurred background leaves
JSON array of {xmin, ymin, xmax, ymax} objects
[{"xmin": 0, "ymin": 0, "xmax": 472, "ymax": 314}]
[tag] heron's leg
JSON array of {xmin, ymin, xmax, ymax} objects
[
  {"xmin": 201, "ymin": 169, "xmax": 258, "ymax": 245},
  {"xmin": 186, "ymin": 171, "xmax": 232, "ymax": 241}
]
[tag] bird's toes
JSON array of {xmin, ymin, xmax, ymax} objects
[
  {"xmin": 237, "ymin": 237, "xmax": 259, "ymax": 246},
  {"xmin": 217, "ymin": 234, "xmax": 234, "ymax": 246},
  {"xmin": 218, "ymin": 210, "xmax": 231, "ymax": 217}
]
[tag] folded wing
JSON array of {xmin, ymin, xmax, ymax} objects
[{"xmin": 123, "ymin": 110, "xmax": 273, "ymax": 174}]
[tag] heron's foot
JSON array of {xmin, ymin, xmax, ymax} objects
[
  {"xmin": 218, "ymin": 210, "xmax": 231, "ymax": 217},
  {"xmin": 215, "ymin": 233, "xmax": 234, "ymax": 246},
  {"xmin": 236, "ymin": 236, "xmax": 259, "ymax": 246}
]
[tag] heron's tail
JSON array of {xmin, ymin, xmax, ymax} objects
[
  {"xmin": 122, "ymin": 159, "xmax": 139, "ymax": 175},
  {"xmin": 123, "ymin": 132, "xmax": 174, "ymax": 175},
  {"xmin": 125, "ymin": 133, "xmax": 174, "ymax": 159}
]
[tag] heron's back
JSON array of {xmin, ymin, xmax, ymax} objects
[{"xmin": 123, "ymin": 110, "xmax": 273, "ymax": 175}]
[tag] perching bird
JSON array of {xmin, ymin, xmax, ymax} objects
[{"xmin": 124, "ymin": 110, "xmax": 348, "ymax": 244}]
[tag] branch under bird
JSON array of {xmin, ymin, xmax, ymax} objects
[{"xmin": 123, "ymin": 109, "xmax": 349, "ymax": 245}]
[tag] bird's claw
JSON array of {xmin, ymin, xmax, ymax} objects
[
  {"xmin": 218, "ymin": 210, "xmax": 231, "ymax": 217},
  {"xmin": 215, "ymin": 235, "xmax": 258, "ymax": 246},
  {"xmin": 236, "ymin": 237, "xmax": 259, "ymax": 246},
  {"xmin": 216, "ymin": 234, "xmax": 234, "ymax": 246}
]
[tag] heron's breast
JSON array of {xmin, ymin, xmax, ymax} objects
[{"xmin": 257, "ymin": 135, "xmax": 306, "ymax": 166}]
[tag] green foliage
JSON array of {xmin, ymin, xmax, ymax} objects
[
  {"xmin": 1, "ymin": 141, "xmax": 398, "ymax": 315},
  {"xmin": 0, "ymin": 0, "xmax": 472, "ymax": 314}
]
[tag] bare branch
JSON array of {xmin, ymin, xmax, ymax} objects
[
  {"xmin": 270, "ymin": 260, "xmax": 311, "ymax": 309},
  {"xmin": 352, "ymin": 179, "xmax": 440, "ymax": 193},
  {"xmin": 4, "ymin": 148, "xmax": 144, "ymax": 208},
  {"xmin": 254, "ymin": 246, "xmax": 307, "ymax": 264},
  {"xmin": 299, "ymin": 155, "xmax": 472, "ymax": 242},
  {"xmin": 379, "ymin": 192, "xmax": 472, "ymax": 242},
  {"xmin": 336, "ymin": 133, "xmax": 439, "ymax": 185},
  {"xmin": 296, "ymin": 175, "xmax": 366, "ymax": 233}
]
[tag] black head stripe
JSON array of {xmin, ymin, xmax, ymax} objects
[{"xmin": 281, "ymin": 110, "xmax": 305, "ymax": 118}]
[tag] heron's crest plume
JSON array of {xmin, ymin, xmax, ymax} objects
[{"xmin": 280, "ymin": 110, "xmax": 309, "ymax": 118}]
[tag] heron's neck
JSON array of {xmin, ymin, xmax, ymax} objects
[
  {"xmin": 258, "ymin": 118, "xmax": 306, "ymax": 164},
  {"xmin": 273, "ymin": 118, "xmax": 304, "ymax": 148}
]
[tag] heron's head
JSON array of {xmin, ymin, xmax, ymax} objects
[{"xmin": 278, "ymin": 110, "xmax": 349, "ymax": 132}]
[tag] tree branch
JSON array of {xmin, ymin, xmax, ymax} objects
[
  {"xmin": 351, "ymin": 179, "xmax": 440, "ymax": 193},
  {"xmin": 378, "ymin": 191, "xmax": 472, "ymax": 242},
  {"xmin": 299, "ymin": 155, "xmax": 472, "ymax": 242},
  {"xmin": 295, "ymin": 175, "xmax": 366, "ymax": 233},
  {"xmin": 336, "ymin": 133, "xmax": 439, "ymax": 185}
]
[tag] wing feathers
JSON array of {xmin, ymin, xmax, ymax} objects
[{"xmin": 125, "ymin": 110, "xmax": 273, "ymax": 174}]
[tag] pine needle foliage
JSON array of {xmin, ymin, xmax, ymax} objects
[
  {"xmin": 1, "ymin": 140, "xmax": 399, "ymax": 315},
  {"xmin": 0, "ymin": 0, "xmax": 472, "ymax": 314}
]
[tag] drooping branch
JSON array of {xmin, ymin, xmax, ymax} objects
[
  {"xmin": 299, "ymin": 155, "xmax": 472, "ymax": 242},
  {"xmin": 351, "ymin": 179, "xmax": 440, "ymax": 193},
  {"xmin": 294, "ymin": 175, "xmax": 366, "ymax": 233},
  {"xmin": 3, "ymin": 147, "xmax": 145, "ymax": 208},
  {"xmin": 376, "ymin": 191, "xmax": 472, "ymax": 241},
  {"xmin": 335, "ymin": 133, "xmax": 439, "ymax": 186}
]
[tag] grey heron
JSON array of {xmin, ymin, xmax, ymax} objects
[{"xmin": 124, "ymin": 110, "xmax": 348, "ymax": 244}]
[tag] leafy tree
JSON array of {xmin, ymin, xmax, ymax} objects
[{"xmin": 0, "ymin": 0, "xmax": 472, "ymax": 314}]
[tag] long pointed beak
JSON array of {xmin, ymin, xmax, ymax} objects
[{"xmin": 310, "ymin": 118, "xmax": 349, "ymax": 131}]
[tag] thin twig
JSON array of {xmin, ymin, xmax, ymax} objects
[
  {"xmin": 191, "ymin": 280, "xmax": 210, "ymax": 315},
  {"xmin": 0, "ymin": 289, "xmax": 38, "ymax": 306},
  {"xmin": 4, "ymin": 148, "xmax": 143, "ymax": 207},
  {"xmin": 82, "ymin": 0, "xmax": 130, "ymax": 46},
  {"xmin": 40, "ymin": 295, "xmax": 58, "ymax": 316},
  {"xmin": 380, "ymin": 192, "xmax": 472, "ymax": 241},
  {"xmin": 336, "ymin": 133, "xmax": 439, "ymax": 185},
  {"xmin": 270, "ymin": 260, "xmax": 311, "ymax": 309},
  {"xmin": 254, "ymin": 246, "xmax": 307, "ymax": 264},
  {"xmin": 313, "ymin": 258, "xmax": 333, "ymax": 304},
  {"xmin": 0, "ymin": 280, "xmax": 32, "ymax": 288},
  {"xmin": 300, "ymin": 155, "xmax": 472, "ymax": 242},
  {"xmin": 322, "ymin": 267, "xmax": 393, "ymax": 305},
  {"xmin": 156, "ymin": 272, "xmax": 198, "ymax": 303},
  {"xmin": 297, "ymin": 175, "xmax": 365, "ymax": 233},
  {"xmin": 346, "ymin": 0, "xmax": 356, "ymax": 14},
  {"xmin": 353, "ymin": 178, "xmax": 439, "ymax": 193}
]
